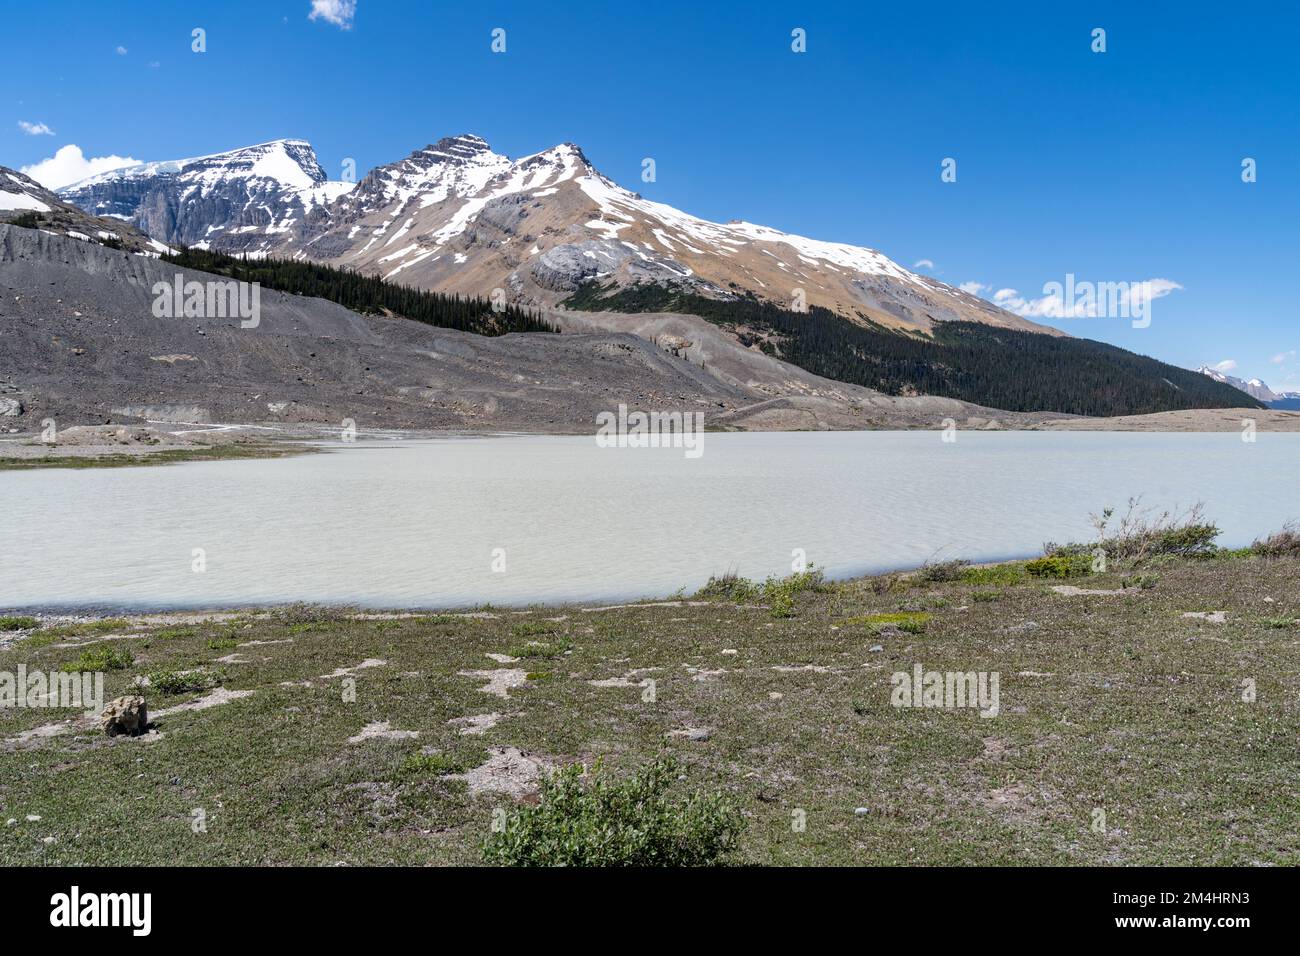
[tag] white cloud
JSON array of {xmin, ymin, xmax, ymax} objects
[
  {"xmin": 21, "ymin": 144, "xmax": 139, "ymax": 190},
  {"xmin": 913, "ymin": 259, "xmax": 935, "ymax": 270},
  {"xmin": 986, "ymin": 278, "xmax": 1182, "ymax": 319},
  {"xmin": 115, "ymin": 45, "xmax": 128, "ymax": 55},
  {"xmin": 17, "ymin": 121, "xmax": 54, "ymax": 136},
  {"xmin": 1270, "ymin": 350, "xmax": 1296, "ymax": 364},
  {"xmin": 1212, "ymin": 359, "xmax": 1238, "ymax": 373},
  {"xmin": 308, "ymin": 0, "xmax": 356, "ymax": 29},
  {"xmin": 958, "ymin": 281, "xmax": 988, "ymax": 296}
]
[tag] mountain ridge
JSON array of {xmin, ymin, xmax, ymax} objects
[{"xmin": 54, "ymin": 133, "xmax": 1061, "ymax": 337}]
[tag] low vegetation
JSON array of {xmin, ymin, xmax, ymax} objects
[
  {"xmin": 2, "ymin": 512, "xmax": 1297, "ymax": 867},
  {"xmin": 483, "ymin": 757, "xmax": 745, "ymax": 867},
  {"xmin": 146, "ymin": 669, "xmax": 222, "ymax": 695},
  {"xmin": 59, "ymin": 646, "xmax": 134, "ymax": 673},
  {"xmin": 695, "ymin": 566, "xmax": 830, "ymax": 618}
]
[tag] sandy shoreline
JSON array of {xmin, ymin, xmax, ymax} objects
[{"xmin": 3, "ymin": 407, "xmax": 1299, "ymax": 469}]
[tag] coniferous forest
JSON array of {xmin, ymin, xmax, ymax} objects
[
  {"xmin": 563, "ymin": 281, "xmax": 1263, "ymax": 417},
  {"xmin": 162, "ymin": 247, "xmax": 559, "ymax": 337}
]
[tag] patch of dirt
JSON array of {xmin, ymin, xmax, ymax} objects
[
  {"xmin": 318, "ymin": 659, "xmax": 386, "ymax": 679},
  {"xmin": 347, "ymin": 721, "xmax": 419, "ymax": 744},
  {"xmin": 152, "ymin": 687, "xmax": 254, "ymax": 718},
  {"xmin": 458, "ymin": 668, "xmax": 528, "ymax": 698},
  {"xmin": 1051, "ymin": 585, "xmax": 1142, "ymax": 597},
  {"xmin": 450, "ymin": 746, "xmax": 551, "ymax": 798},
  {"xmin": 448, "ymin": 713, "xmax": 503, "ymax": 736},
  {"xmin": 684, "ymin": 665, "xmax": 727, "ymax": 681},
  {"xmin": 1182, "ymin": 611, "xmax": 1227, "ymax": 624}
]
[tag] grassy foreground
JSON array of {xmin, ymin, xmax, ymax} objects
[{"xmin": 1, "ymin": 551, "xmax": 1297, "ymax": 866}]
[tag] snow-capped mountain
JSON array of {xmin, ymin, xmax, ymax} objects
[
  {"xmin": 59, "ymin": 140, "xmax": 353, "ymax": 255},
  {"xmin": 1195, "ymin": 366, "xmax": 1284, "ymax": 403},
  {"xmin": 1, "ymin": 165, "xmax": 158, "ymax": 253},
  {"xmin": 296, "ymin": 134, "xmax": 1056, "ymax": 334},
  {"xmin": 57, "ymin": 133, "xmax": 1056, "ymax": 334}
]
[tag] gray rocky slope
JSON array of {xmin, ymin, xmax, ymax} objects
[{"xmin": 0, "ymin": 225, "xmax": 1047, "ymax": 432}]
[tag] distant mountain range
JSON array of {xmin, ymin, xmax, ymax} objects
[
  {"xmin": 1196, "ymin": 366, "xmax": 1300, "ymax": 408},
  {"xmin": 0, "ymin": 134, "xmax": 1271, "ymax": 422},
  {"xmin": 56, "ymin": 135, "xmax": 1058, "ymax": 336}
]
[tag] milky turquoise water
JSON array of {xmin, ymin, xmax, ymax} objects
[{"xmin": 2, "ymin": 431, "xmax": 1295, "ymax": 611}]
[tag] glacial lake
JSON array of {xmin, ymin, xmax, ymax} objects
[{"xmin": 2, "ymin": 431, "xmax": 1297, "ymax": 612}]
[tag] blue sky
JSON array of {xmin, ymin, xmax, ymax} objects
[{"xmin": 5, "ymin": 0, "xmax": 1297, "ymax": 388}]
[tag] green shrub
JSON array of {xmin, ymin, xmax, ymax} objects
[
  {"xmin": 1120, "ymin": 574, "xmax": 1159, "ymax": 590},
  {"xmin": 146, "ymin": 669, "xmax": 218, "ymax": 695},
  {"xmin": 525, "ymin": 671, "xmax": 553, "ymax": 681},
  {"xmin": 970, "ymin": 590, "xmax": 1001, "ymax": 603},
  {"xmin": 917, "ymin": 559, "xmax": 970, "ymax": 583},
  {"xmin": 1260, "ymin": 617, "xmax": 1298, "ymax": 629},
  {"xmin": 695, "ymin": 572, "xmax": 761, "ymax": 602},
  {"xmin": 60, "ymin": 646, "xmax": 134, "ymax": 672},
  {"xmin": 512, "ymin": 621, "xmax": 557, "ymax": 638},
  {"xmin": 207, "ymin": 637, "xmax": 239, "ymax": 650},
  {"xmin": 1252, "ymin": 522, "xmax": 1300, "ymax": 558},
  {"xmin": 509, "ymin": 638, "xmax": 572, "ymax": 660},
  {"xmin": 0, "ymin": 616, "xmax": 39, "ymax": 631},
  {"xmin": 1025, "ymin": 555, "xmax": 1094, "ymax": 579},
  {"xmin": 960, "ymin": 564, "xmax": 1027, "ymax": 585},
  {"xmin": 1047, "ymin": 500, "xmax": 1221, "ymax": 566},
  {"xmin": 401, "ymin": 750, "xmax": 482, "ymax": 776},
  {"xmin": 483, "ymin": 757, "xmax": 745, "ymax": 867},
  {"xmin": 840, "ymin": 611, "xmax": 931, "ymax": 634},
  {"xmin": 1213, "ymin": 547, "xmax": 1255, "ymax": 560}
]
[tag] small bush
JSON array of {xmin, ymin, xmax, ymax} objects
[
  {"xmin": 695, "ymin": 572, "xmax": 761, "ymax": 603},
  {"xmin": 60, "ymin": 646, "xmax": 134, "ymax": 672},
  {"xmin": 512, "ymin": 621, "xmax": 558, "ymax": 639},
  {"xmin": 840, "ymin": 611, "xmax": 931, "ymax": 634},
  {"xmin": 960, "ymin": 564, "xmax": 1027, "ymax": 586},
  {"xmin": 698, "ymin": 567, "xmax": 825, "ymax": 618},
  {"xmin": 1120, "ymin": 574, "xmax": 1159, "ymax": 590},
  {"xmin": 970, "ymin": 590, "xmax": 1001, "ymax": 603},
  {"xmin": 1260, "ymin": 617, "xmax": 1298, "ymax": 629},
  {"xmin": 401, "ymin": 750, "xmax": 481, "ymax": 776},
  {"xmin": 0, "ymin": 616, "xmax": 39, "ymax": 631},
  {"xmin": 1252, "ymin": 521, "xmax": 1300, "ymax": 558},
  {"xmin": 526, "ymin": 671, "xmax": 553, "ymax": 681},
  {"xmin": 1025, "ymin": 555, "xmax": 1094, "ymax": 579},
  {"xmin": 207, "ymin": 637, "xmax": 239, "ymax": 650},
  {"xmin": 509, "ymin": 638, "xmax": 572, "ymax": 660},
  {"xmin": 483, "ymin": 757, "xmax": 745, "ymax": 867},
  {"xmin": 1048, "ymin": 499, "xmax": 1221, "ymax": 566},
  {"xmin": 147, "ymin": 669, "xmax": 218, "ymax": 695},
  {"xmin": 917, "ymin": 559, "xmax": 970, "ymax": 583},
  {"xmin": 866, "ymin": 572, "xmax": 905, "ymax": 595}
]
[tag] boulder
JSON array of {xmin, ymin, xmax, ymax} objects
[
  {"xmin": 100, "ymin": 696, "xmax": 149, "ymax": 737},
  {"xmin": 0, "ymin": 397, "xmax": 21, "ymax": 417}
]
